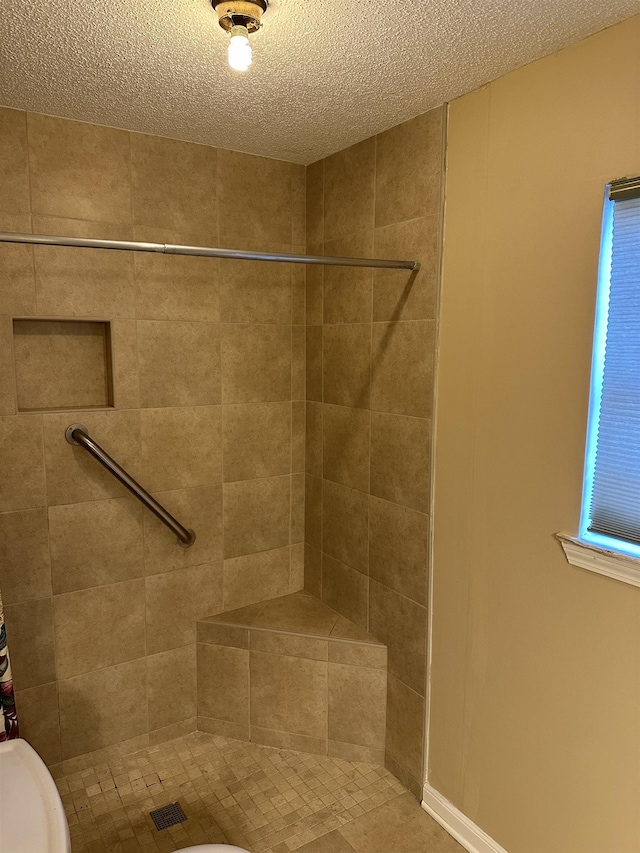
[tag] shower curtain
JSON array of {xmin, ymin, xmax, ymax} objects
[{"xmin": 0, "ymin": 590, "xmax": 18, "ymax": 740}]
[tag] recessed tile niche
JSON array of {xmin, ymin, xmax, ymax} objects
[{"xmin": 12, "ymin": 319, "xmax": 113, "ymax": 412}]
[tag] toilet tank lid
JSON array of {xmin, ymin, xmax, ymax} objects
[{"xmin": 0, "ymin": 738, "xmax": 70, "ymax": 853}]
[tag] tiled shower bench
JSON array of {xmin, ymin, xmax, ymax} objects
[{"xmin": 196, "ymin": 591, "xmax": 388, "ymax": 764}]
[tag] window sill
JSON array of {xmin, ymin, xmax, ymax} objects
[{"xmin": 557, "ymin": 533, "xmax": 640, "ymax": 588}]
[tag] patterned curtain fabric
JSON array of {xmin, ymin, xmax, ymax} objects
[{"xmin": 0, "ymin": 590, "xmax": 19, "ymax": 740}]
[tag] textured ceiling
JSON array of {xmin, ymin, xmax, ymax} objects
[{"xmin": 1, "ymin": 0, "xmax": 639, "ymax": 164}]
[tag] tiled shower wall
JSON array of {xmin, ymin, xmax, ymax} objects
[
  {"xmin": 0, "ymin": 107, "xmax": 306, "ymax": 769},
  {"xmin": 303, "ymin": 108, "xmax": 445, "ymax": 797}
]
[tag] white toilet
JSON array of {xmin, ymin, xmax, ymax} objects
[{"xmin": 0, "ymin": 739, "xmax": 249, "ymax": 853}]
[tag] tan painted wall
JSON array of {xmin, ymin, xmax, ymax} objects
[{"xmin": 430, "ymin": 15, "xmax": 640, "ymax": 853}]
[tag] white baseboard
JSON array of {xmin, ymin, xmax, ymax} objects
[{"xmin": 421, "ymin": 782, "xmax": 509, "ymax": 853}]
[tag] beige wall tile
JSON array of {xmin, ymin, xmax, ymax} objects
[
  {"xmin": 250, "ymin": 650, "xmax": 327, "ymax": 738},
  {"xmin": 131, "ymin": 133, "xmax": 217, "ymax": 242},
  {"xmin": 292, "ymin": 263, "xmax": 306, "ymax": 326},
  {"xmin": 13, "ymin": 319, "xmax": 111, "ymax": 411},
  {"xmin": 4, "ymin": 597, "xmax": 56, "ymax": 689},
  {"xmin": 0, "ymin": 508, "xmax": 51, "ymax": 604},
  {"xmin": 369, "ymin": 497, "xmax": 428, "ymax": 604},
  {"xmin": 0, "ymin": 415, "xmax": 46, "ymax": 511},
  {"xmin": 221, "ymin": 324, "xmax": 291, "ymax": 404},
  {"xmin": 197, "ymin": 716, "xmax": 249, "ymax": 741},
  {"xmin": 328, "ymin": 641, "xmax": 387, "ymax": 670},
  {"xmin": 328, "ymin": 662, "xmax": 386, "ymax": 749},
  {"xmin": 43, "ymin": 409, "xmax": 141, "ymax": 506},
  {"xmin": 0, "ymin": 315, "xmax": 15, "ymax": 415},
  {"xmin": 223, "ymin": 547, "xmax": 290, "ymax": 611},
  {"xmin": 197, "ymin": 643, "xmax": 249, "ymax": 723},
  {"xmin": 288, "ymin": 537, "xmax": 304, "ymax": 588},
  {"xmin": 370, "ymin": 411, "xmax": 430, "ymax": 512},
  {"xmin": 322, "ymin": 555, "xmax": 368, "ymax": 629},
  {"xmin": 255, "ymin": 592, "xmax": 339, "ymax": 635},
  {"xmin": 371, "ymin": 321, "xmax": 434, "ymax": 418},
  {"xmin": 369, "ymin": 580, "xmax": 427, "ymax": 695},
  {"xmin": 223, "ymin": 475, "xmax": 290, "ymax": 558},
  {"xmin": 53, "ymin": 578, "xmax": 145, "ymax": 679},
  {"xmin": 197, "ymin": 622, "xmax": 249, "ymax": 648},
  {"xmin": 385, "ymin": 751, "xmax": 422, "ymax": 800},
  {"xmin": 145, "ymin": 563, "xmax": 223, "ymax": 655},
  {"xmin": 34, "ymin": 243, "xmax": 135, "ymax": 318},
  {"xmin": 375, "ymin": 109, "xmax": 444, "ymax": 227},
  {"xmin": 134, "ymin": 226, "xmax": 219, "ymax": 322},
  {"xmin": 218, "ymin": 150, "xmax": 291, "ymax": 244},
  {"xmin": 292, "ymin": 400, "xmax": 305, "ymax": 473},
  {"xmin": 58, "ymin": 658, "xmax": 148, "ymax": 760},
  {"xmin": 60, "ymin": 731, "xmax": 149, "ymax": 774},
  {"xmin": 304, "ymin": 475, "xmax": 322, "ymax": 550},
  {"xmin": 49, "ymin": 497, "xmax": 144, "ymax": 594},
  {"xmin": 140, "ymin": 406, "xmax": 221, "ymax": 490},
  {"xmin": 137, "ymin": 320, "xmax": 221, "ymax": 408},
  {"xmin": 305, "ymin": 401, "xmax": 322, "ymax": 477},
  {"xmin": 324, "ymin": 138, "xmax": 375, "ymax": 241},
  {"xmin": 306, "ymin": 325, "xmax": 322, "ymax": 402},
  {"xmin": 330, "ymin": 615, "xmax": 381, "ymax": 643},
  {"xmin": 147, "ymin": 645, "xmax": 196, "ymax": 731},
  {"xmin": 0, "ymin": 108, "xmax": 30, "ymax": 214},
  {"xmin": 250, "ymin": 631, "xmax": 328, "ymax": 661},
  {"xmin": 143, "ymin": 485, "xmax": 222, "ymax": 573},
  {"xmin": 327, "ymin": 740, "xmax": 385, "ymax": 765},
  {"xmin": 323, "ymin": 405, "xmax": 370, "ymax": 492},
  {"xmin": 291, "ymin": 473, "xmax": 305, "ymax": 545},
  {"xmin": 306, "ymin": 160, "xmax": 324, "ymax": 246},
  {"xmin": 374, "ymin": 217, "xmax": 439, "ymax": 322},
  {"xmin": 203, "ymin": 600, "xmax": 266, "ymax": 627},
  {"xmin": 219, "ymin": 239, "xmax": 292, "ymax": 324},
  {"xmin": 306, "ymin": 256, "xmax": 324, "ymax": 326},
  {"xmin": 292, "ymin": 164, "xmax": 306, "ymax": 245},
  {"xmin": 323, "ymin": 324, "xmax": 371, "ymax": 409},
  {"xmin": 322, "ymin": 480, "xmax": 368, "ymax": 573},
  {"xmin": 148, "ymin": 717, "xmax": 196, "ymax": 747},
  {"xmin": 384, "ymin": 678, "xmax": 425, "ymax": 798},
  {"xmin": 323, "ymin": 232, "xmax": 374, "ymax": 325},
  {"xmin": 28, "ymin": 113, "xmax": 132, "ymax": 223},
  {"xmin": 304, "ymin": 545, "xmax": 322, "ymax": 598},
  {"xmin": 30, "ymin": 216, "xmax": 134, "ymax": 241},
  {"xmin": 223, "ymin": 401, "xmax": 291, "ymax": 482},
  {"xmin": 110, "ymin": 319, "xmax": 140, "ymax": 409},
  {"xmin": 292, "ymin": 325, "xmax": 305, "ymax": 401},
  {"xmin": 14, "ymin": 682, "xmax": 61, "ymax": 766},
  {"xmin": 251, "ymin": 726, "xmax": 326, "ymax": 756},
  {"xmin": 0, "ymin": 212, "xmax": 36, "ymax": 315}
]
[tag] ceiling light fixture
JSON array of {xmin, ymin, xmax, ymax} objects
[{"xmin": 213, "ymin": 0, "xmax": 268, "ymax": 72}]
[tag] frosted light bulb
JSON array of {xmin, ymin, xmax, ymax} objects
[{"xmin": 228, "ymin": 25, "xmax": 252, "ymax": 71}]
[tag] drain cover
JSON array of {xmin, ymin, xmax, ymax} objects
[{"xmin": 150, "ymin": 802, "xmax": 187, "ymax": 831}]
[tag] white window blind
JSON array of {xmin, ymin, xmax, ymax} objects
[{"xmin": 582, "ymin": 184, "xmax": 640, "ymax": 552}]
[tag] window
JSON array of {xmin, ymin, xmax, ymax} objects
[{"xmin": 560, "ymin": 176, "xmax": 640, "ymax": 587}]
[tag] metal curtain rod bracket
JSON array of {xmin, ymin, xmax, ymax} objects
[
  {"xmin": 0, "ymin": 232, "xmax": 420, "ymax": 271},
  {"xmin": 65, "ymin": 424, "xmax": 196, "ymax": 548}
]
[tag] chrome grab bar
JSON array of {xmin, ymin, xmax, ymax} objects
[{"xmin": 65, "ymin": 424, "xmax": 196, "ymax": 548}]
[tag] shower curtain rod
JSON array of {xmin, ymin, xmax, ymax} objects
[{"xmin": 0, "ymin": 232, "xmax": 420, "ymax": 271}]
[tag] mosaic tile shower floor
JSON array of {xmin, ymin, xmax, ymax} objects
[{"xmin": 54, "ymin": 731, "xmax": 410, "ymax": 853}]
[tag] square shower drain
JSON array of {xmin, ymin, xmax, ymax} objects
[{"xmin": 150, "ymin": 802, "xmax": 187, "ymax": 831}]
